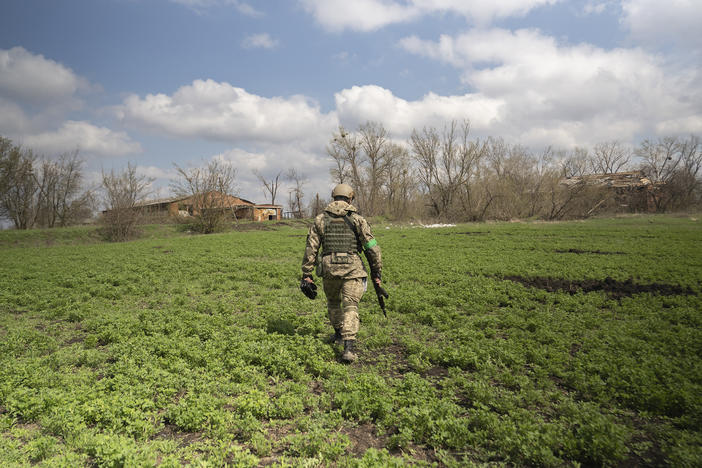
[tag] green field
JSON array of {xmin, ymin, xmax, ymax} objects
[{"xmin": 1, "ymin": 216, "xmax": 701, "ymax": 467}]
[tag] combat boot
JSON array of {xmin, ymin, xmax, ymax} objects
[
  {"xmin": 327, "ymin": 328, "xmax": 343, "ymax": 346},
  {"xmin": 341, "ymin": 340, "xmax": 357, "ymax": 363}
]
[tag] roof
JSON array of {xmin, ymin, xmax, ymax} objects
[
  {"xmin": 135, "ymin": 192, "xmax": 258, "ymax": 208},
  {"xmin": 560, "ymin": 171, "xmax": 655, "ymax": 189}
]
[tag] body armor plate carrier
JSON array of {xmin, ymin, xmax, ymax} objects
[{"xmin": 322, "ymin": 213, "xmax": 361, "ymax": 261}]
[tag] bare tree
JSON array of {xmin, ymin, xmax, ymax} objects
[
  {"xmin": 326, "ymin": 122, "xmax": 392, "ymax": 215},
  {"xmin": 591, "ymin": 140, "xmax": 631, "ymax": 174},
  {"xmin": 101, "ymin": 163, "xmax": 153, "ymax": 241},
  {"xmin": 662, "ymin": 135, "xmax": 702, "ymax": 210},
  {"xmin": 35, "ymin": 150, "xmax": 94, "ymax": 227},
  {"xmin": 254, "ymin": 169, "xmax": 282, "ymax": 205},
  {"xmin": 358, "ymin": 121, "xmax": 391, "ymax": 216},
  {"xmin": 327, "ymin": 126, "xmax": 356, "ymax": 185},
  {"xmin": 560, "ymin": 147, "xmax": 591, "ymax": 178},
  {"xmin": 309, "ymin": 192, "xmax": 328, "ymax": 217},
  {"xmin": 0, "ymin": 137, "xmax": 40, "ymax": 229},
  {"xmin": 383, "ymin": 142, "xmax": 416, "ymax": 219},
  {"xmin": 410, "ymin": 120, "xmax": 485, "ymax": 219},
  {"xmin": 286, "ymin": 168, "xmax": 307, "ymax": 218},
  {"xmin": 171, "ymin": 159, "xmax": 239, "ymax": 233}
]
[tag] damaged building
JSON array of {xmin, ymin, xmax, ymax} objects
[
  {"xmin": 559, "ymin": 171, "xmax": 662, "ymax": 213},
  {"xmin": 136, "ymin": 192, "xmax": 283, "ymax": 221}
]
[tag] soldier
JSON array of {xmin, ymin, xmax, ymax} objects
[{"xmin": 301, "ymin": 183, "xmax": 383, "ymax": 363}]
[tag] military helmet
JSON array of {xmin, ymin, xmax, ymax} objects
[{"xmin": 332, "ymin": 183, "xmax": 354, "ymax": 200}]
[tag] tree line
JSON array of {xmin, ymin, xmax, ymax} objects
[
  {"xmin": 322, "ymin": 121, "xmax": 702, "ymax": 221},
  {"xmin": 2, "ymin": 124, "xmax": 701, "ymax": 236}
]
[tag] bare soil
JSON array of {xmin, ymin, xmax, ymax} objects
[{"xmin": 502, "ymin": 275, "xmax": 695, "ymax": 299}]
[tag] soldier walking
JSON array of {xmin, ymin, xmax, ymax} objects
[{"xmin": 300, "ymin": 184, "xmax": 383, "ymax": 362}]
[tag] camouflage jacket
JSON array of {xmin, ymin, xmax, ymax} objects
[{"xmin": 302, "ymin": 201, "xmax": 382, "ymax": 280}]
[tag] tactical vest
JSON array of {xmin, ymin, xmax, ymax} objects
[{"xmin": 322, "ymin": 213, "xmax": 360, "ymax": 256}]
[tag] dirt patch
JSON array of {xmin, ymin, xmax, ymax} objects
[
  {"xmin": 424, "ymin": 366, "xmax": 449, "ymax": 380},
  {"xmin": 501, "ymin": 275, "xmax": 695, "ymax": 299},
  {"xmin": 309, "ymin": 380, "xmax": 324, "ymax": 396},
  {"xmin": 555, "ymin": 248, "xmax": 625, "ymax": 255},
  {"xmin": 342, "ymin": 423, "xmax": 388, "ymax": 456},
  {"xmin": 362, "ymin": 342, "xmax": 412, "ymax": 377},
  {"xmin": 65, "ymin": 335, "xmax": 84, "ymax": 345},
  {"xmin": 154, "ymin": 424, "xmax": 205, "ymax": 447}
]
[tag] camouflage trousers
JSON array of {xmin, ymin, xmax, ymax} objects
[{"xmin": 323, "ymin": 277, "xmax": 366, "ymax": 341}]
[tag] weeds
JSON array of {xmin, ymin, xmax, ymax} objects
[{"xmin": 0, "ymin": 216, "xmax": 700, "ymax": 465}]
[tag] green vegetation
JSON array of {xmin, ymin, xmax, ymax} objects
[{"xmin": 1, "ymin": 215, "xmax": 701, "ymax": 466}]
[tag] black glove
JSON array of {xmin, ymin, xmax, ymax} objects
[{"xmin": 300, "ymin": 277, "xmax": 317, "ymax": 299}]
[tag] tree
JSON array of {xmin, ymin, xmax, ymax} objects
[
  {"xmin": 327, "ymin": 122, "xmax": 392, "ymax": 216},
  {"xmin": 254, "ymin": 169, "xmax": 282, "ymax": 205},
  {"xmin": 171, "ymin": 159, "xmax": 239, "ymax": 233},
  {"xmin": 383, "ymin": 142, "xmax": 416, "ymax": 219},
  {"xmin": 286, "ymin": 168, "xmax": 307, "ymax": 218},
  {"xmin": 101, "ymin": 163, "xmax": 153, "ymax": 241},
  {"xmin": 309, "ymin": 192, "xmax": 328, "ymax": 217},
  {"xmin": 35, "ymin": 150, "xmax": 94, "ymax": 228},
  {"xmin": 410, "ymin": 120, "xmax": 485, "ymax": 219},
  {"xmin": 0, "ymin": 137, "xmax": 40, "ymax": 229},
  {"xmin": 560, "ymin": 147, "xmax": 591, "ymax": 178},
  {"xmin": 637, "ymin": 137, "xmax": 683, "ymax": 211},
  {"xmin": 658, "ymin": 135, "xmax": 702, "ymax": 210},
  {"xmin": 358, "ymin": 121, "xmax": 391, "ymax": 216},
  {"xmin": 591, "ymin": 140, "xmax": 631, "ymax": 174}
]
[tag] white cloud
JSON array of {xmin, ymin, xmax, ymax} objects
[
  {"xmin": 621, "ymin": 0, "xmax": 702, "ymax": 52},
  {"xmin": 22, "ymin": 121, "xmax": 142, "ymax": 157},
  {"xmin": 299, "ymin": 0, "xmax": 559, "ymax": 31},
  {"xmin": 335, "ymin": 85, "xmax": 501, "ymax": 136},
  {"xmin": 398, "ymin": 28, "xmax": 702, "ymax": 147},
  {"xmin": 116, "ymin": 79, "xmax": 337, "ymax": 147},
  {"xmin": 0, "ymin": 47, "xmax": 89, "ymax": 106},
  {"xmin": 169, "ymin": 0, "xmax": 263, "ymax": 16},
  {"xmin": 242, "ymin": 33, "xmax": 279, "ymax": 49}
]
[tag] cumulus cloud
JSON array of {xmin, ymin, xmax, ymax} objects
[
  {"xmin": 0, "ymin": 47, "xmax": 89, "ymax": 106},
  {"xmin": 335, "ymin": 85, "xmax": 501, "ymax": 137},
  {"xmin": 621, "ymin": 0, "xmax": 702, "ymax": 52},
  {"xmin": 116, "ymin": 79, "xmax": 337, "ymax": 147},
  {"xmin": 299, "ymin": 0, "xmax": 558, "ymax": 31},
  {"xmin": 242, "ymin": 33, "xmax": 279, "ymax": 49},
  {"xmin": 398, "ymin": 28, "xmax": 702, "ymax": 147},
  {"xmin": 22, "ymin": 121, "xmax": 142, "ymax": 157},
  {"xmin": 0, "ymin": 47, "xmax": 141, "ymax": 159}
]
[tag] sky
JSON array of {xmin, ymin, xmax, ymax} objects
[{"xmin": 1, "ymin": 0, "xmax": 701, "ymax": 208}]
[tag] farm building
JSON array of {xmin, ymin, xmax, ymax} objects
[
  {"xmin": 559, "ymin": 171, "xmax": 661, "ymax": 212},
  {"xmin": 136, "ymin": 192, "xmax": 283, "ymax": 221}
]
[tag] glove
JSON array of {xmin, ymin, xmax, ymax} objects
[{"xmin": 300, "ymin": 277, "xmax": 317, "ymax": 299}]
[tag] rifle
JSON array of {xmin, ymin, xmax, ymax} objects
[
  {"xmin": 341, "ymin": 214, "xmax": 388, "ymax": 318},
  {"xmin": 372, "ymin": 280, "xmax": 389, "ymax": 318}
]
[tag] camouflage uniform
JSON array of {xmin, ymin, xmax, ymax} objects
[{"xmin": 302, "ymin": 200, "xmax": 382, "ymax": 342}]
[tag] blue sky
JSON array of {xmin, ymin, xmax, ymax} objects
[{"xmin": 1, "ymin": 0, "xmax": 700, "ymax": 206}]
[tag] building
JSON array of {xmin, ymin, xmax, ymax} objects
[
  {"xmin": 560, "ymin": 171, "xmax": 661, "ymax": 212},
  {"xmin": 135, "ymin": 192, "xmax": 283, "ymax": 221}
]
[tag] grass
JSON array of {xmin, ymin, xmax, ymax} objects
[{"xmin": 0, "ymin": 215, "xmax": 700, "ymax": 466}]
